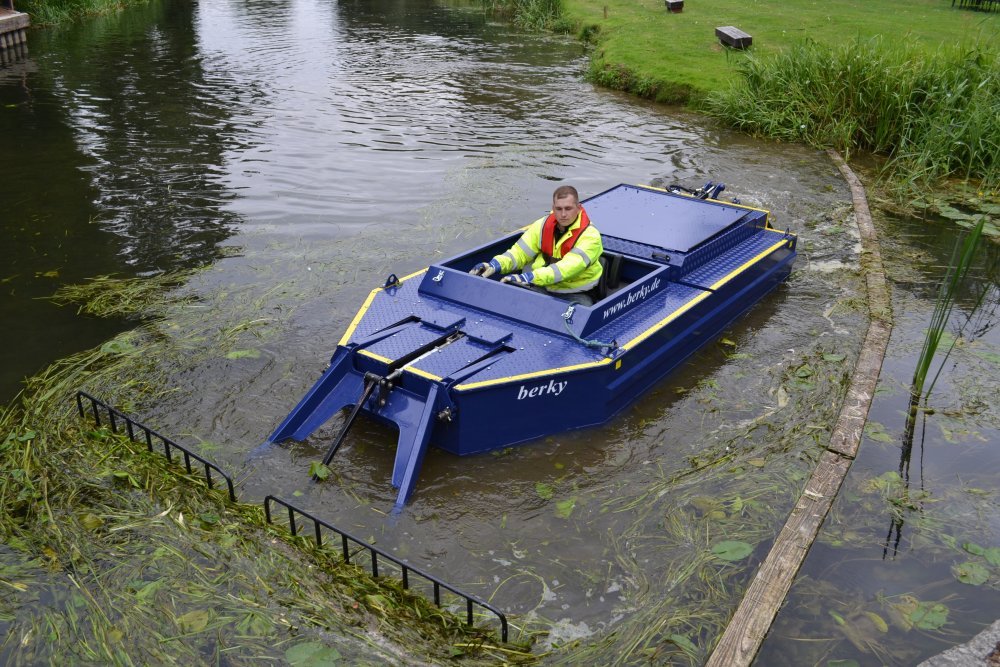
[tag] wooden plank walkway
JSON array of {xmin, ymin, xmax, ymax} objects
[{"xmin": 706, "ymin": 150, "xmax": 893, "ymax": 666}]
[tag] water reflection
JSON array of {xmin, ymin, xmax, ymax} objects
[
  {"xmin": 1, "ymin": 1, "xmax": 247, "ymax": 397},
  {"xmin": 45, "ymin": 1, "xmax": 243, "ymax": 271}
]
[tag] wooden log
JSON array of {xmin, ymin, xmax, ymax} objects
[
  {"xmin": 715, "ymin": 26, "xmax": 752, "ymax": 49},
  {"xmin": 706, "ymin": 151, "xmax": 892, "ymax": 666}
]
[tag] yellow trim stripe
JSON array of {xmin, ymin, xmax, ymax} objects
[
  {"xmin": 356, "ymin": 343, "xmax": 445, "ymax": 381},
  {"xmin": 336, "ymin": 269, "xmax": 429, "ymax": 347},
  {"xmin": 621, "ymin": 291, "xmax": 711, "ymax": 351},
  {"xmin": 405, "ymin": 366, "xmax": 442, "ymax": 381},
  {"xmin": 358, "ymin": 350, "xmax": 393, "ymax": 364},
  {"xmin": 396, "ymin": 268, "xmax": 428, "ymax": 283},
  {"xmin": 458, "ymin": 236, "xmax": 790, "ymax": 387},
  {"xmin": 457, "ymin": 358, "xmax": 611, "ymax": 390},
  {"xmin": 339, "ymin": 288, "xmax": 382, "ymax": 347}
]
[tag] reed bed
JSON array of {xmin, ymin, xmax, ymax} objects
[
  {"xmin": 912, "ymin": 217, "xmax": 989, "ymax": 401},
  {"xmin": 705, "ymin": 38, "xmax": 1000, "ymax": 193},
  {"xmin": 480, "ymin": 0, "xmax": 565, "ymax": 31},
  {"xmin": 15, "ymin": 0, "xmax": 150, "ymax": 25}
]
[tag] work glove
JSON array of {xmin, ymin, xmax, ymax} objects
[
  {"xmin": 501, "ymin": 271, "xmax": 533, "ymax": 286},
  {"xmin": 470, "ymin": 259, "xmax": 501, "ymax": 278}
]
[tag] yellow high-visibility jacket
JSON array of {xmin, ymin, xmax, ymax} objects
[{"xmin": 492, "ymin": 208, "xmax": 603, "ymax": 293}]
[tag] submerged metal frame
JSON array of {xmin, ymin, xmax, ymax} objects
[
  {"xmin": 72, "ymin": 393, "xmax": 511, "ymax": 644},
  {"xmin": 264, "ymin": 495, "xmax": 509, "ymax": 642},
  {"xmin": 76, "ymin": 390, "xmax": 237, "ymax": 501}
]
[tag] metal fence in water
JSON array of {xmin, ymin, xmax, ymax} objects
[{"xmin": 74, "ymin": 391, "xmax": 509, "ymax": 643}]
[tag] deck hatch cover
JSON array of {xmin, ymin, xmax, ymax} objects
[{"xmin": 583, "ymin": 184, "xmax": 750, "ymax": 253}]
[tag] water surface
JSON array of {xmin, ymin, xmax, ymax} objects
[{"xmin": 3, "ymin": 0, "xmax": 994, "ymax": 663}]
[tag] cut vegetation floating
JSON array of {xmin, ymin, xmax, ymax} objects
[
  {"xmin": 3, "ymin": 190, "xmax": 870, "ymax": 664},
  {"xmin": 0, "ymin": 333, "xmax": 529, "ymax": 664}
]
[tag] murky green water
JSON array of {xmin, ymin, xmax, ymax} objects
[{"xmin": 2, "ymin": 0, "xmax": 996, "ymax": 663}]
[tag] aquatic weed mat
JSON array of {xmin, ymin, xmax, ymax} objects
[
  {"xmin": 3, "ymin": 272, "xmax": 533, "ymax": 664},
  {"xmin": 504, "ymin": 336, "xmax": 857, "ymax": 665},
  {"xmin": 0, "ymin": 401, "xmax": 530, "ymax": 665},
  {"xmin": 19, "ymin": 194, "xmax": 869, "ymax": 664}
]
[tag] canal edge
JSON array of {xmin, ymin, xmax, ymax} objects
[{"xmin": 706, "ymin": 150, "xmax": 893, "ymax": 666}]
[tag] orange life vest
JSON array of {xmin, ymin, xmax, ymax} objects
[{"xmin": 540, "ymin": 207, "xmax": 590, "ymax": 264}]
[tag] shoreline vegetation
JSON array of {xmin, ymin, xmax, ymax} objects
[
  {"xmin": 15, "ymin": 0, "xmax": 152, "ymax": 26},
  {"xmin": 22, "ymin": 0, "xmax": 999, "ymax": 194},
  {"xmin": 485, "ymin": 0, "xmax": 999, "ymax": 197},
  {"xmin": 6, "ymin": 0, "xmax": 996, "ymax": 662}
]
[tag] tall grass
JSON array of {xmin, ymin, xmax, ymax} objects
[
  {"xmin": 480, "ymin": 0, "xmax": 563, "ymax": 31},
  {"xmin": 705, "ymin": 38, "xmax": 1000, "ymax": 192},
  {"xmin": 16, "ymin": 0, "xmax": 150, "ymax": 25}
]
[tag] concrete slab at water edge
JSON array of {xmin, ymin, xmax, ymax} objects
[{"xmin": 916, "ymin": 619, "xmax": 1000, "ymax": 667}]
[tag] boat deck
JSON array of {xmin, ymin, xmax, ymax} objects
[{"xmin": 344, "ymin": 225, "xmax": 792, "ymax": 389}]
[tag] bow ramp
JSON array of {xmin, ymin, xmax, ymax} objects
[{"xmin": 267, "ymin": 308, "xmax": 514, "ymax": 507}]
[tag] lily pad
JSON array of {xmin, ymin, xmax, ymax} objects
[
  {"xmin": 711, "ymin": 540, "xmax": 753, "ymax": 561},
  {"xmin": 985, "ymin": 547, "xmax": 1000, "ymax": 567},
  {"xmin": 864, "ymin": 422, "xmax": 894, "ymax": 443},
  {"xmin": 953, "ymin": 561, "xmax": 989, "ymax": 586},
  {"xmin": 962, "ymin": 541, "xmax": 985, "ymax": 556},
  {"xmin": 908, "ymin": 601, "xmax": 949, "ymax": 630},
  {"xmin": 555, "ymin": 498, "xmax": 577, "ymax": 519},
  {"xmin": 823, "ymin": 353, "xmax": 846, "ymax": 362},
  {"xmin": 535, "ymin": 482, "xmax": 555, "ymax": 500},
  {"xmin": 309, "ymin": 462, "xmax": 330, "ymax": 480},
  {"xmin": 176, "ymin": 609, "xmax": 211, "ymax": 633},
  {"xmin": 285, "ymin": 642, "xmax": 341, "ymax": 666}
]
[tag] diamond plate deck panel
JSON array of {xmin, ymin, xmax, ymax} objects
[
  {"xmin": 362, "ymin": 323, "xmax": 443, "ymax": 362},
  {"xmin": 410, "ymin": 337, "xmax": 496, "ymax": 378},
  {"xmin": 681, "ymin": 230, "xmax": 787, "ymax": 288}
]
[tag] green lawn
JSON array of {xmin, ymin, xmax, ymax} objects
[{"xmin": 563, "ymin": 0, "xmax": 999, "ymax": 102}]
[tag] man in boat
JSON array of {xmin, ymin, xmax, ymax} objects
[{"xmin": 469, "ymin": 185, "xmax": 604, "ymax": 306}]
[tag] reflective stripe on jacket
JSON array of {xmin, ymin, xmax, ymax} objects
[{"xmin": 493, "ymin": 208, "xmax": 603, "ymax": 293}]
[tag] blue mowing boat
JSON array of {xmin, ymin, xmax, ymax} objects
[{"xmin": 266, "ymin": 183, "xmax": 797, "ymax": 508}]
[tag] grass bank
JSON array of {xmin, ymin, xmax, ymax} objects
[
  {"xmin": 488, "ymin": 0, "xmax": 998, "ymax": 192},
  {"xmin": 558, "ymin": 0, "xmax": 997, "ymax": 104},
  {"xmin": 15, "ymin": 0, "xmax": 152, "ymax": 26}
]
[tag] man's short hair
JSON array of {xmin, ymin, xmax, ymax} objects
[{"xmin": 552, "ymin": 185, "xmax": 579, "ymax": 203}]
